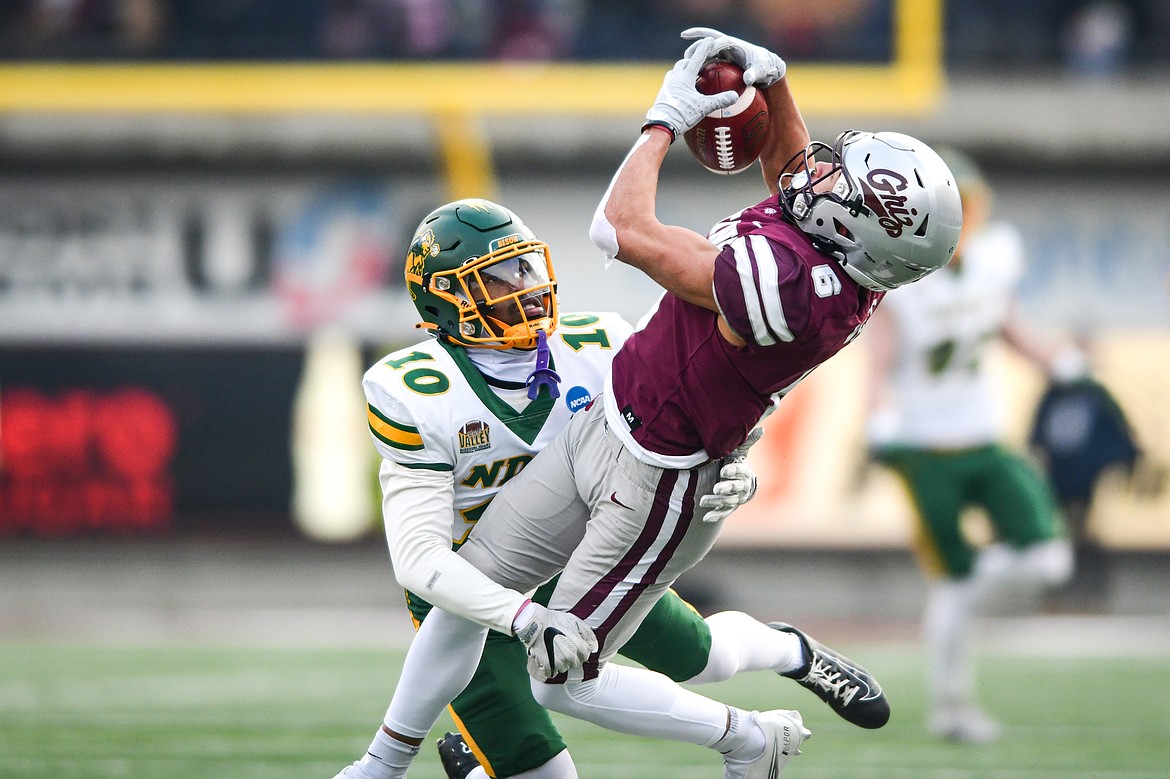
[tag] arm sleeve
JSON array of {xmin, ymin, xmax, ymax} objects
[
  {"xmin": 380, "ymin": 458, "xmax": 527, "ymax": 635},
  {"xmin": 589, "ymin": 133, "xmax": 653, "ymax": 265}
]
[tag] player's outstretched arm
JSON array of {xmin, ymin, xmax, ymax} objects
[
  {"xmin": 590, "ymin": 39, "xmax": 732, "ymax": 311},
  {"xmin": 758, "ymin": 78, "xmax": 811, "ymax": 195},
  {"xmin": 380, "ymin": 459, "xmax": 597, "ymax": 674},
  {"xmin": 1001, "ymin": 302, "xmax": 1087, "ymax": 382},
  {"xmin": 380, "ymin": 458, "xmax": 530, "ymax": 635}
]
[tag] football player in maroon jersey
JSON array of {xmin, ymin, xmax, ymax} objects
[{"xmin": 337, "ymin": 29, "xmax": 961, "ymax": 779}]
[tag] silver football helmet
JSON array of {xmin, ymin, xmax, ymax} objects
[{"xmin": 779, "ymin": 130, "xmax": 963, "ymax": 291}]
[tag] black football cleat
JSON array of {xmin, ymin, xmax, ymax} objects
[
  {"xmin": 437, "ymin": 731, "xmax": 481, "ymax": 779},
  {"xmin": 771, "ymin": 622, "xmax": 891, "ymax": 729}
]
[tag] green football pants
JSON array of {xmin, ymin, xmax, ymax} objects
[
  {"xmin": 878, "ymin": 443, "xmax": 1065, "ymax": 578},
  {"xmin": 405, "ymin": 578, "xmax": 711, "ymax": 777}
]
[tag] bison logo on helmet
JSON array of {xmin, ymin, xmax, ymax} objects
[
  {"xmin": 405, "ymin": 229, "xmax": 440, "ymax": 297},
  {"xmin": 859, "ymin": 169, "xmax": 918, "ymax": 238}
]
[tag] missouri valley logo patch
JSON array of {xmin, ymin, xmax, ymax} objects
[{"xmin": 457, "ymin": 420, "xmax": 492, "ymax": 453}]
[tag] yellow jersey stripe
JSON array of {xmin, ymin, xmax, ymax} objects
[{"xmin": 367, "ymin": 404, "xmax": 424, "ymax": 451}]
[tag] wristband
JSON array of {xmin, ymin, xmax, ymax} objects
[
  {"xmin": 511, "ymin": 598, "xmax": 535, "ymax": 634},
  {"xmin": 640, "ymin": 121, "xmax": 676, "ymax": 144}
]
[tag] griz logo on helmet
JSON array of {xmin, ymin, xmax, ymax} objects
[{"xmin": 859, "ymin": 169, "xmax": 917, "ymax": 239}]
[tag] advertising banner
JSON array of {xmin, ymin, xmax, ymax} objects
[
  {"xmin": 0, "ymin": 346, "xmax": 303, "ymax": 535},
  {"xmin": 0, "ymin": 169, "xmax": 1166, "ymax": 545}
]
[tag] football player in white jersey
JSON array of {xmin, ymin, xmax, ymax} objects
[
  {"xmin": 864, "ymin": 149, "xmax": 1081, "ymax": 742},
  {"xmin": 337, "ymin": 198, "xmax": 840, "ymax": 779}
]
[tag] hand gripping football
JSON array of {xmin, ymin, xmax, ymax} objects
[{"xmin": 684, "ymin": 60, "xmax": 769, "ymax": 175}]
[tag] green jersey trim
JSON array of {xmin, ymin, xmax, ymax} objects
[
  {"xmin": 398, "ymin": 461, "xmax": 455, "ymax": 472},
  {"xmin": 439, "ymin": 340, "xmax": 556, "ymax": 446}
]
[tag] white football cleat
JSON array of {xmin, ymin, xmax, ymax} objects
[
  {"xmin": 330, "ymin": 758, "xmax": 384, "ymax": 779},
  {"xmin": 723, "ymin": 709, "xmax": 810, "ymax": 779}
]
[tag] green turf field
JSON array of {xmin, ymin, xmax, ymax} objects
[{"xmin": 2, "ymin": 642, "xmax": 1168, "ymax": 778}]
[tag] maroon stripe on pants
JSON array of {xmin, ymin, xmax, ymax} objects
[
  {"xmin": 568, "ymin": 468, "xmax": 679, "ymax": 621},
  {"xmin": 576, "ymin": 470, "xmax": 699, "ymax": 680}
]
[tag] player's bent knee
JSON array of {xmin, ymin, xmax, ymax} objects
[
  {"xmin": 529, "ymin": 677, "xmax": 585, "ymax": 717},
  {"xmin": 529, "ymin": 677, "xmax": 563, "ymax": 711},
  {"xmin": 510, "ymin": 749, "xmax": 579, "ymax": 779}
]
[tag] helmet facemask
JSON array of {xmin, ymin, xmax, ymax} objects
[
  {"xmin": 778, "ymin": 136, "xmax": 850, "ymax": 225},
  {"xmin": 421, "ymin": 239, "xmax": 557, "ymax": 350},
  {"xmin": 404, "ymin": 199, "xmax": 559, "ymax": 350}
]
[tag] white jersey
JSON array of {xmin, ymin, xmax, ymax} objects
[
  {"xmin": 880, "ymin": 222, "xmax": 1024, "ymax": 448},
  {"xmin": 364, "ymin": 311, "xmax": 632, "ymax": 548}
]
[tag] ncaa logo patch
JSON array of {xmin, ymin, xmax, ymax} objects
[{"xmin": 565, "ymin": 386, "xmax": 592, "ymax": 413}]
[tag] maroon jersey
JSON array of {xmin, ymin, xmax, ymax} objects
[{"xmin": 604, "ymin": 195, "xmax": 883, "ymax": 466}]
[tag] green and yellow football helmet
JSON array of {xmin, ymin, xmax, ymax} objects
[{"xmin": 404, "ymin": 199, "xmax": 558, "ymax": 350}]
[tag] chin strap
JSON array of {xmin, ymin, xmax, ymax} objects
[{"xmin": 525, "ymin": 329, "xmax": 562, "ymax": 400}]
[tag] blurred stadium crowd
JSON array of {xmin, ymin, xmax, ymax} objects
[{"xmin": 2, "ymin": 0, "xmax": 1169, "ymax": 73}]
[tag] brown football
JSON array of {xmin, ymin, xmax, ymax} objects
[{"xmin": 683, "ymin": 60, "xmax": 770, "ymax": 175}]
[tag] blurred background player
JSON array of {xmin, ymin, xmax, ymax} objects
[
  {"xmin": 862, "ymin": 148, "xmax": 1078, "ymax": 743},
  {"xmin": 1028, "ymin": 343, "xmax": 1148, "ymax": 609},
  {"xmin": 340, "ymin": 197, "xmax": 844, "ymax": 779}
]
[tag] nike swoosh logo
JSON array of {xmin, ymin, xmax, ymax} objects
[
  {"xmin": 543, "ymin": 627, "xmax": 565, "ymax": 666},
  {"xmin": 609, "ymin": 491, "xmax": 633, "ymax": 510}
]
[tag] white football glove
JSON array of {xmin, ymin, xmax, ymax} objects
[
  {"xmin": 681, "ymin": 27, "xmax": 787, "ymax": 88},
  {"xmin": 700, "ymin": 427, "xmax": 763, "ymax": 523},
  {"xmin": 643, "ymin": 37, "xmax": 739, "ymax": 142},
  {"xmin": 512, "ymin": 600, "xmax": 599, "ymax": 679}
]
